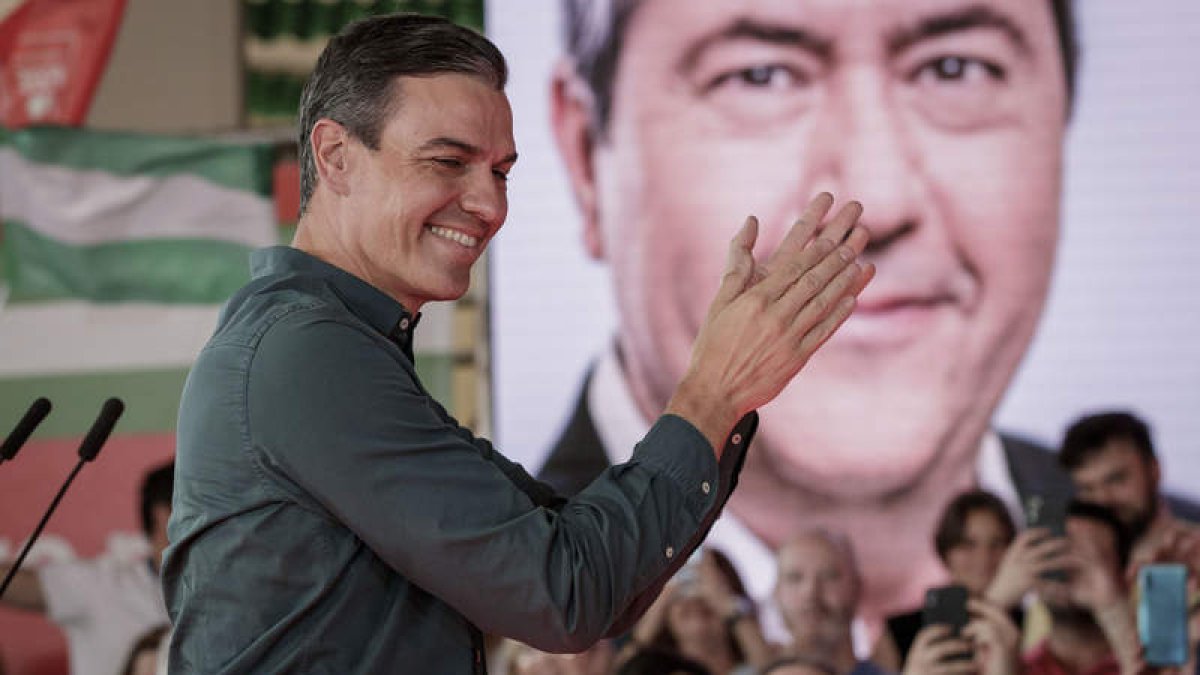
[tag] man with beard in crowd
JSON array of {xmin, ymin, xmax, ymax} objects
[{"xmin": 1060, "ymin": 411, "xmax": 1200, "ymax": 575}]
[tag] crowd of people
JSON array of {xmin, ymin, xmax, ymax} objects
[
  {"xmin": 498, "ymin": 411, "xmax": 1200, "ymax": 675},
  {"xmin": 4, "ymin": 414, "xmax": 1194, "ymax": 675}
]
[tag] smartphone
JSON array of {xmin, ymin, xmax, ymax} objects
[
  {"xmin": 1023, "ymin": 494, "xmax": 1067, "ymax": 537},
  {"xmin": 922, "ymin": 584, "xmax": 970, "ymax": 634},
  {"xmin": 1138, "ymin": 564, "xmax": 1189, "ymax": 667},
  {"xmin": 1024, "ymin": 494, "xmax": 1068, "ymax": 581},
  {"xmin": 923, "ymin": 585, "xmax": 972, "ymax": 662}
]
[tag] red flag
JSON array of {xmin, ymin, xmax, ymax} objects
[{"xmin": 0, "ymin": 0, "xmax": 128, "ymax": 127}]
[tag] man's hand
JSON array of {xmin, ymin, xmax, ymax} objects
[
  {"xmin": 1127, "ymin": 525, "xmax": 1200, "ymax": 583},
  {"xmin": 964, "ymin": 598, "xmax": 1021, "ymax": 675},
  {"xmin": 903, "ymin": 624, "xmax": 976, "ymax": 675},
  {"xmin": 986, "ymin": 528, "xmax": 1070, "ymax": 607},
  {"xmin": 666, "ymin": 193, "xmax": 873, "ymax": 453},
  {"xmin": 1065, "ymin": 538, "xmax": 1126, "ymax": 612}
]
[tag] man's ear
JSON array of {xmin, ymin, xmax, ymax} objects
[
  {"xmin": 550, "ymin": 61, "xmax": 605, "ymax": 260},
  {"xmin": 311, "ymin": 118, "xmax": 353, "ymax": 198}
]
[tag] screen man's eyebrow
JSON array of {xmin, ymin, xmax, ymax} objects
[
  {"xmin": 885, "ymin": 4, "xmax": 1032, "ymax": 57},
  {"xmin": 678, "ymin": 17, "xmax": 834, "ymax": 74},
  {"xmin": 417, "ymin": 137, "xmax": 518, "ymax": 165}
]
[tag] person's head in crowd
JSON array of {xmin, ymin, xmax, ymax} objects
[
  {"xmin": 616, "ymin": 648, "xmax": 712, "ymax": 675},
  {"xmin": 1059, "ymin": 411, "xmax": 1162, "ymax": 540},
  {"xmin": 121, "ymin": 625, "xmax": 169, "ymax": 675},
  {"xmin": 294, "ymin": 13, "xmax": 514, "ymax": 313},
  {"xmin": 500, "ymin": 637, "xmax": 615, "ymax": 675},
  {"xmin": 774, "ymin": 530, "xmax": 861, "ymax": 663},
  {"xmin": 553, "ymin": 0, "xmax": 1075, "ymax": 499},
  {"xmin": 646, "ymin": 548, "xmax": 749, "ymax": 669},
  {"xmin": 762, "ymin": 655, "xmax": 838, "ymax": 675},
  {"xmin": 933, "ymin": 490, "xmax": 1017, "ymax": 596},
  {"xmin": 141, "ymin": 462, "xmax": 174, "ymax": 561},
  {"xmin": 1039, "ymin": 500, "xmax": 1131, "ymax": 628}
]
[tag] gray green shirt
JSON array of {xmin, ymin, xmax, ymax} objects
[{"xmin": 163, "ymin": 246, "xmax": 756, "ymax": 673}]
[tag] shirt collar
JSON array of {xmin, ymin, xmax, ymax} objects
[{"xmin": 250, "ymin": 246, "xmax": 421, "ymax": 346}]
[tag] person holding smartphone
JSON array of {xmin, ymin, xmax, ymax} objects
[
  {"xmin": 874, "ymin": 489, "xmax": 1070, "ymax": 670},
  {"xmin": 1023, "ymin": 501, "xmax": 1141, "ymax": 675}
]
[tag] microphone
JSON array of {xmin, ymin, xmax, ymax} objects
[
  {"xmin": 0, "ymin": 397, "xmax": 52, "ymax": 464},
  {"xmin": 78, "ymin": 397, "xmax": 124, "ymax": 462},
  {"xmin": 0, "ymin": 399, "xmax": 125, "ymax": 601}
]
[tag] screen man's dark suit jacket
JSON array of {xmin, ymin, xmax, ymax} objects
[{"xmin": 538, "ymin": 373, "xmax": 1200, "ymax": 522}]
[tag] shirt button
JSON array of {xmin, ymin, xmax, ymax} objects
[
  {"xmin": 665, "ymin": 546, "xmax": 675, "ymax": 559},
  {"xmin": 701, "ymin": 481, "xmax": 711, "ymax": 495},
  {"xmin": 399, "ymin": 317, "xmax": 410, "ymax": 330},
  {"xmin": 731, "ymin": 433, "xmax": 743, "ymax": 445}
]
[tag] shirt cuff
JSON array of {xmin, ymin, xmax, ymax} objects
[{"xmin": 631, "ymin": 412, "xmax": 758, "ymax": 520}]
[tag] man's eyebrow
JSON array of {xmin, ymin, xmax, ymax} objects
[
  {"xmin": 417, "ymin": 137, "xmax": 518, "ymax": 165},
  {"xmin": 886, "ymin": 4, "xmax": 1031, "ymax": 57},
  {"xmin": 678, "ymin": 17, "xmax": 834, "ymax": 73}
]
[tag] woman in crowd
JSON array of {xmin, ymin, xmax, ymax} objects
[
  {"xmin": 625, "ymin": 547, "xmax": 773, "ymax": 675},
  {"xmin": 874, "ymin": 489, "xmax": 1067, "ymax": 671}
]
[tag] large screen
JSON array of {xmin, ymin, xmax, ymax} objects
[{"xmin": 488, "ymin": 0, "xmax": 1200, "ymax": 633}]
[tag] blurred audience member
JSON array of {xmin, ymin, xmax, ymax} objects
[
  {"xmin": 1023, "ymin": 501, "xmax": 1140, "ymax": 675},
  {"xmin": 0, "ymin": 462, "xmax": 173, "ymax": 675},
  {"xmin": 629, "ymin": 548, "xmax": 772, "ymax": 674},
  {"xmin": 499, "ymin": 638, "xmax": 615, "ymax": 675},
  {"xmin": 773, "ymin": 530, "xmax": 888, "ymax": 675},
  {"xmin": 1060, "ymin": 412, "xmax": 1200, "ymax": 575}
]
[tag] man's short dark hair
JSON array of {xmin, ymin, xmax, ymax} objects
[
  {"xmin": 561, "ymin": 0, "xmax": 1078, "ymax": 137},
  {"xmin": 933, "ymin": 489, "xmax": 1017, "ymax": 563},
  {"xmin": 297, "ymin": 13, "xmax": 508, "ymax": 214},
  {"xmin": 140, "ymin": 462, "xmax": 174, "ymax": 535},
  {"xmin": 1067, "ymin": 499, "xmax": 1133, "ymax": 572},
  {"xmin": 1059, "ymin": 410, "xmax": 1156, "ymax": 472}
]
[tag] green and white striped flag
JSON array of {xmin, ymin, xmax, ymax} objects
[
  {"xmin": 0, "ymin": 125, "xmax": 277, "ymax": 432},
  {"xmin": 0, "ymin": 125, "xmax": 457, "ymax": 436}
]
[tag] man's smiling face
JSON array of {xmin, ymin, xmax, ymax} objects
[{"xmin": 341, "ymin": 73, "xmax": 517, "ymax": 312}]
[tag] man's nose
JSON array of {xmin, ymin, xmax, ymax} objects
[
  {"xmin": 813, "ymin": 68, "xmax": 922, "ymax": 250},
  {"xmin": 461, "ymin": 169, "xmax": 507, "ymax": 228}
]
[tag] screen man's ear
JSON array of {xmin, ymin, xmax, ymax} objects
[{"xmin": 550, "ymin": 61, "xmax": 606, "ymax": 261}]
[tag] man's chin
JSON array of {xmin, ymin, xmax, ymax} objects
[
  {"xmin": 756, "ymin": 414, "xmax": 951, "ymax": 501},
  {"xmin": 753, "ymin": 367, "xmax": 983, "ymax": 501}
]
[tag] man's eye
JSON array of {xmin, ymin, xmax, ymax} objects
[
  {"xmin": 492, "ymin": 169, "xmax": 510, "ymax": 183},
  {"xmin": 707, "ymin": 63, "xmax": 808, "ymax": 92},
  {"xmin": 434, "ymin": 157, "xmax": 466, "ymax": 169},
  {"xmin": 912, "ymin": 56, "xmax": 1004, "ymax": 84}
]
